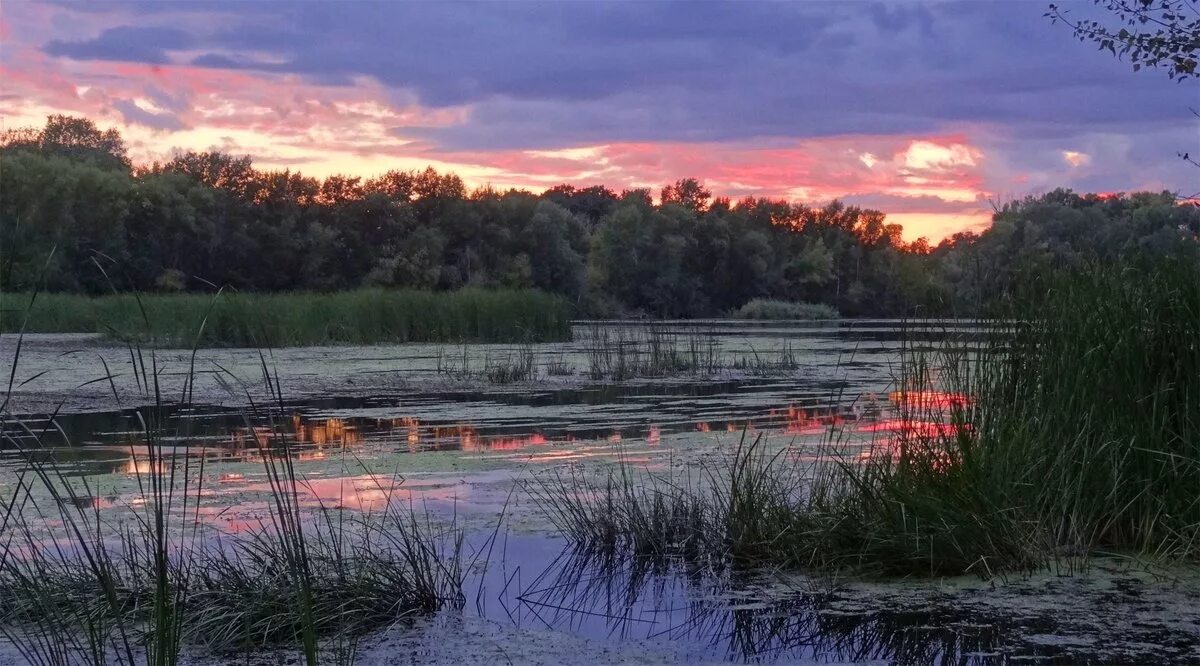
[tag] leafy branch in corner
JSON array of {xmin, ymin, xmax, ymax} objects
[{"xmin": 1046, "ymin": 0, "xmax": 1200, "ymax": 80}]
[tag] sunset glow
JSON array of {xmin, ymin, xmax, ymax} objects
[{"xmin": 2, "ymin": 2, "xmax": 1193, "ymax": 241}]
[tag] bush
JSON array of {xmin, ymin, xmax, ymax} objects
[{"xmin": 733, "ymin": 299, "xmax": 838, "ymax": 320}]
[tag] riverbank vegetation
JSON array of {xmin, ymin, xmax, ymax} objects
[
  {"xmin": 4, "ymin": 116, "xmax": 1198, "ymax": 320},
  {"xmin": 733, "ymin": 299, "xmax": 838, "ymax": 320},
  {"xmin": 0, "ymin": 350, "xmax": 469, "ymax": 665},
  {"xmin": 533, "ymin": 257, "xmax": 1200, "ymax": 575},
  {"xmin": 0, "ymin": 288, "xmax": 571, "ymax": 345}
]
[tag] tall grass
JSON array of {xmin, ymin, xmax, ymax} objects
[
  {"xmin": 584, "ymin": 325, "xmax": 722, "ymax": 379},
  {"xmin": 0, "ymin": 287, "xmax": 572, "ymax": 346},
  {"xmin": 0, "ymin": 286, "xmax": 468, "ymax": 664},
  {"xmin": 535, "ymin": 259, "xmax": 1200, "ymax": 575}
]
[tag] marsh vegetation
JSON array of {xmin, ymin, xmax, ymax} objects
[
  {"xmin": 532, "ymin": 259, "xmax": 1200, "ymax": 578},
  {"xmin": 0, "ymin": 288, "xmax": 571, "ymax": 346}
]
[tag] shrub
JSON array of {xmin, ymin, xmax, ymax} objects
[{"xmin": 733, "ymin": 299, "xmax": 838, "ymax": 320}]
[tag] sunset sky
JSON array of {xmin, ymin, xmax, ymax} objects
[{"xmin": 2, "ymin": 1, "xmax": 1196, "ymax": 241}]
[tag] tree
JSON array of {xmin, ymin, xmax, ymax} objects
[
  {"xmin": 525, "ymin": 201, "xmax": 588, "ymax": 299},
  {"xmin": 1047, "ymin": 1, "xmax": 1199, "ymax": 81},
  {"xmin": 0, "ymin": 151, "xmax": 132, "ymax": 292},
  {"xmin": 660, "ymin": 178, "xmax": 712, "ymax": 213},
  {"xmin": 1, "ymin": 115, "xmax": 130, "ymax": 171},
  {"xmin": 164, "ymin": 151, "xmax": 259, "ymax": 200}
]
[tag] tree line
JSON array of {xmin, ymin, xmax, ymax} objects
[{"xmin": 2, "ymin": 115, "xmax": 1197, "ymax": 318}]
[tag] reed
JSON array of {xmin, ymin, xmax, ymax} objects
[
  {"xmin": 0, "ymin": 287, "xmax": 467, "ymax": 664},
  {"xmin": 0, "ymin": 287, "xmax": 572, "ymax": 346},
  {"xmin": 584, "ymin": 325, "xmax": 722, "ymax": 380},
  {"xmin": 535, "ymin": 259, "xmax": 1200, "ymax": 575}
]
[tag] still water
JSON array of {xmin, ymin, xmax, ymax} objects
[{"xmin": 4, "ymin": 320, "xmax": 1178, "ymax": 663}]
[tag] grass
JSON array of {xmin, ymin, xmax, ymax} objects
[
  {"xmin": 0, "ymin": 282, "xmax": 471, "ymax": 664},
  {"xmin": 730, "ymin": 342, "xmax": 801, "ymax": 376},
  {"xmin": 733, "ymin": 299, "xmax": 838, "ymax": 320},
  {"xmin": 534, "ymin": 258, "xmax": 1200, "ymax": 576},
  {"xmin": 0, "ymin": 287, "xmax": 572, "ymax": 346},
  {"xmin": 0, "ymin": 378, "xmax": 467, "ymax": 665},
  {"xmin": 584, "ymin": 325, "xmax": 722, "ymax": 380},
  {"xmin": 582, "ymin": 325, "xmax": 804, "ymax": 380}
]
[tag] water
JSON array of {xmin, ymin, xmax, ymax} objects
[
  {"xmin": 3, "ymin": 320, "xmax": 1193, "ymax": 663},
  {"xmin": 2, "ymin": 320, "xmax": 946, "ymax": 476}
]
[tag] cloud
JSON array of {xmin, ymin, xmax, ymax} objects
[
  {"xmin": 2, "ymin": 1, "xmax": 1197, "ymax": 242},
  {"xmin": 1062, "ymin": 150, "xmax": 1090, "ymax": 168},
  {"xmin": 112, "ymin": 98, "xmax": 185, "ymax": 131},
  {"xmin": 45, "ymin": 26, "xmax": 195, "ymax": 64},
  {"xmin": 32, "ymin": 2, "xmax": 1193, "ymax": 147}
]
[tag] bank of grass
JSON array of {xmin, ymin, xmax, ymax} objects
[
  {"xmin": 0, "ymin": 287, "xmax": 572, "ymax": 346},
  {"xmin": 535, "ymin": 258, "xmax": 1200, "ymax": 576}
]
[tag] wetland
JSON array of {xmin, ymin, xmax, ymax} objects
[{"xmin": 3, "ymin": 318, "xmax": 1197, "ymax": 664}]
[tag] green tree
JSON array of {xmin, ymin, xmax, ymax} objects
[
  {"xmin": 1, "ymin": 115, "xmax": 130, "ymax": 171},
  {"xmin": 660, "ymin": 178, "xmax": 712, "ymax": 213},
  {"xmin": 1047, "ymin": 0, "xmax": 1200, "ymax": 80},
  {"xmin": 525, "ymin": 201, "xmax": 588, "ymax": 299}
]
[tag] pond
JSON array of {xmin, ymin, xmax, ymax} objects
[{"xmin": 2, "ymin": 320, "xmax": 1197, "ymax": 664}]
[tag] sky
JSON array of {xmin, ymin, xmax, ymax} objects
[{"xmin": 1, "ymin": 1, "xmax": 1196, "ymax": 241}]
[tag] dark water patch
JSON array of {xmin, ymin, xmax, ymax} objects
[{"xmin": 452, "ymin": 535, "xmax": 1191, "ymax": 664}]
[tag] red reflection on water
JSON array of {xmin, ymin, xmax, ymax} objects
[
  {"xmin": 465, "ymin": 431, "xmax": 549, "ymax": 452},
  {"xmin": 856, "ymin": 419, "xmax": 962, "ymax": 438},
  {"xmin": 771, "ymin": 405, "xmax": 829, "ymax": 435},
  {"xmin": 292, "ymin": 416, "xmax": 361, "ymax": 447},
  {"xmin": 888, "ymin": 391, "xmax": 970, "ymax": 410}
]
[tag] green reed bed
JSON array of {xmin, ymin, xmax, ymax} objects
[
  {"xmin": 0, "ymin": 287, "xmax": 572, "ymax": 346},
  {"xmin": 535, "ymin": 258, "xmax": 1200, "ymax": 576}
]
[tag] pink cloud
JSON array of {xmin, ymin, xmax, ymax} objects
[
  {"xmin": 2, "ymin": 43, "xmax": 993, "ymax": 240},
  {"xmin": 430, "ymin": 135, "xmax": 994, "ymax": 239}
]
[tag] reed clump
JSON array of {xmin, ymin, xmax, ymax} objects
[
  {"xmin": 584, "ymin": 325, "xmax": 722, "ymax": 380},
  {"xmin": 0, "ymin": 287, "xmax": 572, "ymax": 346},
  {"xmin": 536, "ymin": 259, "xmax": 1200, "ymax": 575},
  {"xmin": 0, "ymin": 294, "xmax": 467, "ymax": 664}
]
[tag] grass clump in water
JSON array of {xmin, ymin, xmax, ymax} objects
[
  {"xmin": 584, "ymin": 325, "xmax": 722, "ymax": 380},
  {"xmin": 536, "ymin": 258, "xmax": 1200, "ymax": 576},
  {"xmin": 0, "ymin": 287, "xmax": 572, "ymax": 346}
]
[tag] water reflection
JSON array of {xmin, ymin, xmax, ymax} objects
[
  {"xmin": 2, "ymin": 379, "xmax": 973, "ymax": 481},
  {"xmin": 501, "ymin": 544, "xmax": 1060, "ymax": 663},
  {"xmin": 2, "ymin": 383, "xmax": 878, "ymax": 477}
]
